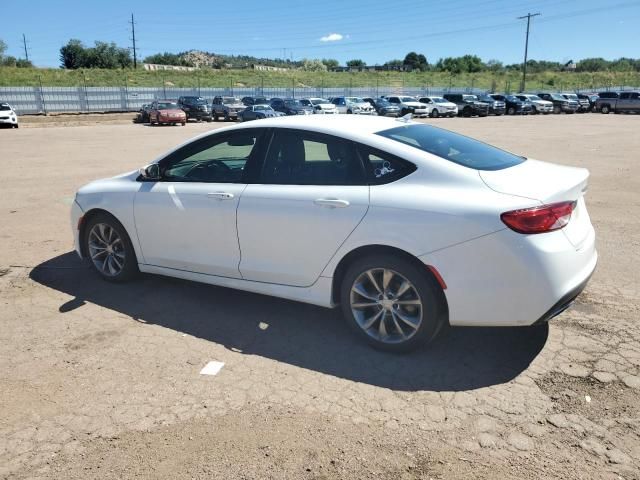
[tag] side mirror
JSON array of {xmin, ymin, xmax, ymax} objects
[{"xmin": 139, "ymin": 163, "xmax": 160, "ymax": 181}]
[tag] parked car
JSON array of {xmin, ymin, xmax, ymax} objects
[
  {"xmin": 148, "ymin": 100, "xmax": 186, "ymax": 126},
  {"xmin": 577, "ymin": 93, "xmax": 598, "ymax": 112},
  {"xmin": 490, "ymin": 94, "xmax": 532, "ymax": 115},
  {"xmin": 515, "ymin": 94, "xmax": 553, "ymax": 114},
  {"xmin": 300, "ymin": 98, "xmax": 339, "ymax": 114},
  {"xmin": 135, "ymin": 103, "xmax": 153, "ymax": 123},
  {"xmin": 364, "ymin": 97, "xmax": 401, "ymax": 117},
  {"xmin": 177, "ymin": 96, "xmax": 212, "ymax": 122},
  {"xmin": 562, "ymin": 93, "xmax": 589, "ymax": 113},
  {"xmin": 595, "ymin": 91, "xmax": 640, "ymax": 114},
  {"xmin": 71, "ymin": 115, "xmax": 596, "ymax": 352},
  {"xmin": 0, "ymin": 102, "xmax": 19, "ymax": 128},
  {"xmin": 241, "ymin": 96, "xmax": 270, "ymax": 106},
  {"xmin": 331, "ymin": 97, "xmax": 376, "ymax": 115},
  {"xmin": 238, "ymin": 104, "xmax": 282, "ymax": 121},
  {"xmin": 270, "ymin": 98, "xmax": 314, "ymax": 116},
  {"xmin": 477, "ymin": 94, "xmax": 506, "ymax": 116},
  {"xmin": 417, "ymin": 96, "xmax": 458, "ymax": 117},
  {"xmin": 537, "ymin": 93, "xmax": 579, "ymax": 114},
  {"xmin": 212, "ymin": 96, "xmax": 246, "ymax": 121},
  {"xmin": 385, "ymin": 96, "xmax": 431, "ymax": 117},
  {"xmin": 442, "ymin": 94, "xmax": 489, "ymax": 117}
]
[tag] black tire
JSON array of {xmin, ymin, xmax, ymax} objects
[
  {"xmin": 553, "ymin": 105, "xmax": 561, "ymax": 114},
  {"xmin": 507, "ymin": 107, "xmax": 515, "ymax": 115},
  {"xmin": 601, "ymin": 104, "xmax": 611, "ymax": 114},
  {"xmin": 224, "ymin": 112, "xmax": 230, "ymax": 122},
  {"xmin": 213, "ymin": 113, "xmax": 219, "ymax": 121},
  {"xmin": 347, "ymin": 109, "xmax": 353, "ymax": 114},
  {"xmin": 462, "ymin": 107, "xmax": 472, "ymax": 117},
  {"xmin": 532, "ymin": 106, "xmax": 538, "ymax": 115},
  {"xmin": 83, "ymin": 212, "xmax": 138, "ymax": 282},
  {"xmin": 340, "ymin": 254, "xmax": 446, "ymax": 353},
  {"xmin": 13, "ymin": 124, "xmax": 19, "ymax": 128},
  {"xmin": 430, "ymin": 109, "xmax": 439, "ymax": 118}
]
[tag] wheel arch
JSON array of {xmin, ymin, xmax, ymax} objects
[
  {"xmin": 330, "ymin": 244, "xmax": 449, "ymax": 317},
  {"xmin": 79, "ymin": 208, "xmax": 131, "ymax": 258}
]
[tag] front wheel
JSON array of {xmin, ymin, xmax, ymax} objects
[
  {"xmin": 84, "ymin": 213, "xmax": 138, "ymax": 282},
  {"xmin": 553, "ymin": 105, "xmax": 561, "ymax": 114},
  {"xmin": 340, "ymin": 255, "xmax": 445, "ymax": 353},
  {"xmin": 430, "ymin": 109, "xmax": 439, "ymax": 118},
  {"xmin": 601, "ymin": 105, "xmax": 611, "ymax": 114},
  {"xmin": 507, "ymin": 107, "xmax": 515, "ymax": 115}
]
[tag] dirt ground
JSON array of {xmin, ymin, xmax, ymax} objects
[{"xmin": 1, "ymin": 114, "xmax": 639, "ymax": 479}]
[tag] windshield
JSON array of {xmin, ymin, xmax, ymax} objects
[
  {"xmin": 310, "ymin": 98, "xmax": 329, "ymax": 105},
  {"xmin": 223, "ymin": 97, "xmax": 241, "ymax": 104},
  {"xmin": 0, "ymin": 104, "xmax": 11, "ymax": 111},
  {"xmin": 506, "ymin": 96, "xmax": 520, "ymax": 102},
  {"xmin": 284, "ymin": 100, "xmax": 302, "ymax": 107},
  {"xmin": 376, "ymin": 124, "xmax": 525, "ymax": 171},
  {"xmin": 463, "ymin": 95, "xmax": 478, "ymax": 101},
  {"xmin": 255, "ymin": 105, "xmax": 271, "ymax": 111},
  {"xmin": 551, "ymin": 94, "xmax": 566, "ymax": 101},
  {"xmin": 564, "ymin": 94, "xmax": 578, "ymax": 100},
  {"xmin": 527, "ymin": 95, "xmax": 542, "ymax": 101},
  {"xmin": 400, "ymin": 96, "xmax": 416, "ymax": 102},
  {"xmin": 432, "ymin": 97, "xmax": 447, "ymax": 103},
  {"xmin": 157, "ymin": 102, "xmax": 178, "ymax": 109},
  {"xmin": 478, "ymin": 95, "xmax": 493, "ymax": 102}
]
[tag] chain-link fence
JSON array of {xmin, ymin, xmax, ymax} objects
[{"xmin": 1, "ymin": 84, "xmax": 638, "ymax": 115}]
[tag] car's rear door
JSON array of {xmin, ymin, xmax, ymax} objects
[
  {"xmin": 237, "ymin": 128, "xmax": 369, "ymax": 286},
  {"xmin": 134, "ymin": 128, "xmax": 266, "ymax": 278}
]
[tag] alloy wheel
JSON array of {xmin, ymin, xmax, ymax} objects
[
  {"xmin": 350, "ymin": 268, "xmax": 423, "ymax": 344},
  {"xmin": 88, "ymin": 223, "xmax": 126, "ymax": 277}
]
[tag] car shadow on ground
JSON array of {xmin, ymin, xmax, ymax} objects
[{"xmin": 30, "ymin": 252, "xmax": 548, "ymax": 392}]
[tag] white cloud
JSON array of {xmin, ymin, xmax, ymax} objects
[{"xmin": 320, "ymin": 33, "xmax": 344, "ymax": 42}]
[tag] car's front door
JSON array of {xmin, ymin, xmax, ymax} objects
[
  {"xmin": 134, "ymin": 129, "xmax": 265, "ymax": 278},
  {"xmin": 237, "ymin": 128, "xmax": 369, "ymax": 287}
]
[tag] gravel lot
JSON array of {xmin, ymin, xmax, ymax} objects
[{"xmin": 1, "ymin": 114, "xmax": 639, "ymax": 479}]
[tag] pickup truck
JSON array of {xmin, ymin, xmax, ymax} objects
[
  {"xmin": 442, "ymin": 93, "xmax": 489, "ymax": 117},
  {"xmin": 211, "ymin": 96, "xmax": 246, "ymax": 121},
  {"xmin": 595, "ymin": 91, "xmax": 640, "ymax": 114}
]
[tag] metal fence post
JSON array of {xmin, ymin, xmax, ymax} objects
[{"xmin": 38, "ymin": 75, "xmax": 47, "ymax": 115}]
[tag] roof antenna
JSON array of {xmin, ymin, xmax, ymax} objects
[{"xmin": 397, "ymin": 112, "xmax": 413, "ymax": 123}]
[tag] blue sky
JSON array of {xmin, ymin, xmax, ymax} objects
[{"xmin": 2, "ymin": 0, "xmax": 639, "ymax": 68}]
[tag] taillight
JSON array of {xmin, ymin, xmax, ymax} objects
[{"xmin": 501, "ymin": 201, "xmax": 576, "ymax": 234}]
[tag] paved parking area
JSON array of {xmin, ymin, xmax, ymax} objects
[{"xmin": 1, "ymin": 114, "xmax": 639, "ymax": 479}]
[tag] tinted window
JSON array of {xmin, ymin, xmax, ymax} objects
[
  {"xmin": 357, "ymin": 146, "xmax": 416, "ymax": 185},
  {"xmin": 619, "ymin": 92, "xmax": 630, "ymax": 99},
  {"xmin": 261, "ymin": 129, "xmax": 365, "ymax": 185},
  {"xmin": 161, "ymin": 131, "xmax": 263, "ymax": 183},
  {"xmin": 376, "ymin": 124, "xmax": 525, "ymax": 171}
]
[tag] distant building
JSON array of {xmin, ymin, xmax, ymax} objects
[
  {"xmin": 143, "ymin": 63, "xmax": 197, "ymax": 72},
  {"xmin": 562, "ymin": 60, "xmax": 577, "ymax": 71},
  {"xmin": 252, "ymin": 64, "xmax": 289, "ymax": 72}
]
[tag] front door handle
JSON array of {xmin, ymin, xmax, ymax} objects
[
  {"xmin": 313, "ymin": 198, "xmax": 350, "ymax": 208},
  {"xmin": 207, "ymin": 192, "xmax": 235, "ymax": 200}
]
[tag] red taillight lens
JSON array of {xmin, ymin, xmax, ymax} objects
[{"xmin": 501, "ymin": 201, "xmax": 576, "ymax": 234}]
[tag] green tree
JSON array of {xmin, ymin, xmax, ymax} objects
[
  {"xmin": 346, "ymin": 59, "xmax": 366, "ymax": 68},
  {"xmin": 60, "ymin": 39, "xmax": 86, "ymax": 69},
  {"xmin": 300, "ymin": 58, "xmax": 327, "ymax": 71},
  {"xmin": 321, "ymin": 58, "xmax": 339, "ymax": 70},
  {"xmin": 403, "ymin": 51, "xmax": 428, "ymax": 71}
]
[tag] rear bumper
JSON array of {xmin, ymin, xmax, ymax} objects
[
  {"xmin": 419, "ymin": 225, "xmax": 597, "ymax": 327},
  {"xmin": 532, "ymin": 267, "xmax": 594, "ymax": 325}
]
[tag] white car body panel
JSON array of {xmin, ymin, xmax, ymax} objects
[
  {"xmin": 419, "ymin": 97, "xmax": 459, "ymax": 116},
  {"xmin": 71, "ymin": 115, "xmax": 597, "ymax": 327}
]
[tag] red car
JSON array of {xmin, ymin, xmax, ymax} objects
[{"xmin": 149, "ymin": 100, "xmax": 186, "ymax": 126}]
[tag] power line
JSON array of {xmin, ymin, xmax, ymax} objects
[
  {"xmin": 517, "ymin": 12, "xmax": 541, "ymax": 92},
  {"xmin": 129, "ymin": 13, "xmax": 138, "ymax": 69}
]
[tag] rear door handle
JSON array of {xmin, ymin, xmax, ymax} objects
[
  {"xmin": 207, "ymin": 192, "xmax": 235, "ymax": 200},
  {"xmin": 313, "ymin": 198, "xmax": 350, "ymax": 208}
]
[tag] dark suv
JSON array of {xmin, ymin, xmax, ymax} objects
[
  {"xmin": 477, "ymin": 94, "xmax": 506, "ymax": 115},
  {"xmin": 270, "ymin": 98, "xmax": 314, "ymax": 115},
  {"xmin": 442, "ymin": 94, "xmax": 489, "ymax": 117},
  {"xmin": 177, "ymin": 96, "xmax": 212, "ymax": 122},
  {"xmin": 242, "ymin": 96, "xmax": 270, "ymax": 106},
  {"xmin": 537, "ymin": 93, "xmax": 579, "ymax": 114},
  {"xmin": 490, "ymin": 94, "xmax": 532, "ymax": 115}
]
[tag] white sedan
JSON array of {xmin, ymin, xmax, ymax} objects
[
  {"xmin": 300, "ymin": 98, "xmax": 339, "ymax": 114},
  {"xmin": 71, "ymin": 116, "xmax": 596, "ymax": 352}
]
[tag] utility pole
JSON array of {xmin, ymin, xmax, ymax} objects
[
  {"xmin": 130, "ymin": 13, "xmax": 138, "ymax": 69},
  {"xmin": 517, "ymin": 12, "xmax": 540, "ymax": 92},
  {"xmin": 22, "ymin": 34, "xmax": 29, "ymax": 62}
]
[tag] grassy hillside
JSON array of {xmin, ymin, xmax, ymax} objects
[{"xmin": 0, "ymin": 67, "xmax": 638, "ymax": 91}]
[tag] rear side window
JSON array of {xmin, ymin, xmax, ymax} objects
[
  {"xmin": 261, "ymin": 129, "xmax": 365, "ymax": 185},
  {"xmin": 376, "ymin": 124, "xmax": 525, "ymax": 171}
]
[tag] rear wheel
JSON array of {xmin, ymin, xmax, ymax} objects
[
  {"xmin": 601, "ymin": 104, "xmax": 611, "ymax": 114},
  {"xmin": 84, "ymin": 213, "xmax": 138, "ymax": 282},
  {"xmin": 462, "ymin": 107, "xmax": 472, "ymax": 117},
  {"xmin": 507, "ymin": 107, "xmax": 515, "ymax": 115},
  {"xmin": 553, "ymin": 105, "xmax": 561, "ymax": 114},
  {"xmin": 340, "ymin": 254, "xmax": 445, "ymax": 353},
  {"xmin": 430, "ymin": 109, "xmax": 439, "ymax": 118}
]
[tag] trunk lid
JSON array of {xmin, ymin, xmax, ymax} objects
[{"xmin": 480, "ymin": 159, "xmax": 591, "ymax": 249}]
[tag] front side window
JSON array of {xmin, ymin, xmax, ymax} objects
[
  {"xmin": 260, "ymin": 129, "xmax": 365, "ymax": 185},
  {"xmin": 376, "ymin": 124, "xmax": 525, "ymax": 171},
  {"xmin": 160, "ymin": 130, "xmax": 263, "ymax": 183}
]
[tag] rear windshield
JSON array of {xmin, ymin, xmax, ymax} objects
[{"xmin": 376, "ymin": 124, "xmax": 525, "ymax": 171}]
